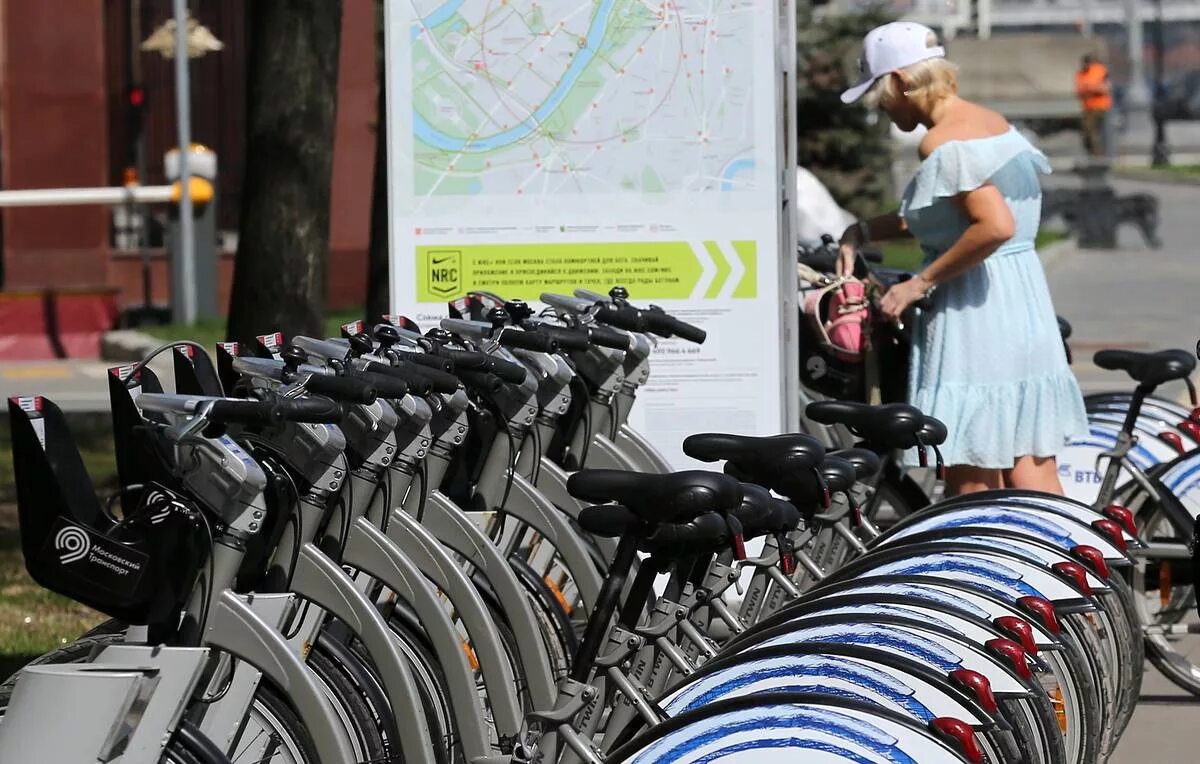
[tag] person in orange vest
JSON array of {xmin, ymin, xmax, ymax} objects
[{"xmin": 1075, "ymin": 54, "xmax": 1113, "ymax": 158}]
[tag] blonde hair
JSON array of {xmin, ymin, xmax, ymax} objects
[{"xmin": 863, "ymin": 31, "xmax": 959, "ymax": 112}]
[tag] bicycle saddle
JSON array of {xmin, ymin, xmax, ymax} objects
[
  {"xmin": 747, "ymin": 494, "xmax": 803, "ymax": 538},
  {"xmin": 817, "ymin": 456, "xmax": 858, "ymax": 495},
  {"xmin": 732, "ymin": 483, "xmax": 777, "ymax": 539},
  {"xmin": 567, "ymin": 469, "xmax": 743, "ymax": 524},
  {"xmin": 682, "ymin": 433, "xmax": 825, "ymax": 470},
  {"xmin": 828, "ymin": 448, "xmax": 882, "ymax": 481},
  {"xmin": 806, "ymin": 401, "xmax": 934, "ymax": 450},
  {"xmin": 1057, "ymin": 315, "xmax": 1072, "ymax": 340},
  {"xmin": 1093, "ymin": 348, "xmax": 1196, "ymax": 388},
  {"xmin": 916, "ymin": 416, "xmax": 948, "ymax": 447}
]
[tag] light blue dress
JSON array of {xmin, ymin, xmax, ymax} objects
[{"xmin": 898, "ymin": 127, "xmax": 1088, "ymax": 469}]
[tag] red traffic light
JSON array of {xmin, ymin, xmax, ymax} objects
[{"xmin": 128, "ymin": 86, "xmax": 146, "ymax": 108}]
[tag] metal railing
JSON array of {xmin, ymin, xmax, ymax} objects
[{"xmin": 0, "ymin": 185, "xmax": 175, "ymax": 208}]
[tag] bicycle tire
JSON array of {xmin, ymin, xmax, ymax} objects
[
  {"xmin": 228, "ymin": 680, "xmax": 320, "ymax": 764},
  {"xmin": 1129, "ymin": 492, "xmax": 1200, "ymax": 696},
  {"xmin": 385, "ymin": 607, "xmax": 465, "ymax": 764},
  {"xmin": 168, "ymin": 719, "xmax": 232, "ymax": 764},
  {"xmin": 306, "ymin": 638, "xmax": 389, "ymax": 763}
]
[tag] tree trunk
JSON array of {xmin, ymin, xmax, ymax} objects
[
  {"xmin": 227, "ymin": 1, "xmax": 343, "ymax": 345},
  {"xmin": 365, "ymin": 0, "xmax": 390, "ymax": 325}
]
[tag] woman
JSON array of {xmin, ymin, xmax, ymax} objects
[{"xmin": 837, "ymin": 21, "xmax": 1088, "ymax": 497}]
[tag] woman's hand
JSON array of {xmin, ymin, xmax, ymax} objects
[
  {"xmin": 877, "ymin": 275, "xmax": 932, "ymax": 321},
  {"xmin": 837, "ymin": 222, "xmax": 865, "ymax": 276}
]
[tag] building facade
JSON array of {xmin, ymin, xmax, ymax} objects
[{"xmin": 0, "ymin": 0, "xmax": 379, "ymax": 315}]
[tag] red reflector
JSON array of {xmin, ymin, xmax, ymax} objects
[
  {"xmin": 1091, "ymin": 519, "xmax": 1128, "ymax": 552},
  {"xmin": 1071, "ymin": 545, "xmax": 1110, "ymax": 579},
  {"xmin": 930, "ymin": 717, "xmax": 984, "ymax": 764},
  {"xmin": 1101, "ymin": 505, "xmax": 1138, "ymax": 537},
  {"xmin": 1180, "ymin": 420, "xmax": 1200, "ymax": 444},
  {"xmin": 949, "ymin": 668, "xmax": 999, "ymax": 714},
  {"xmin": 1159, "ymin": 432, "xmax": 1186, "ymax": 454},
  {"xmin": 129, "ymin": 86, "xmax": 145, "ymax": 107},
  {"xmin": 994, "ymin": 615, "xmax": 1039, "ymax": 655},
  {"xmin": 1017, "ymin": 596, "xmax": 1061, "ymax": 635},
  {"xmin": 1052, "ymin": 561, "xmax": 1093, "ymax": 596},
  {"xmin": 985, "ymin": 638, "xmax": 1033, "ymax": 680}
]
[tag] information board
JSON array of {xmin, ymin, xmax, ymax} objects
[{"xmin": 384, "ymin": 0, "xmax": 797, "ymax": 468}]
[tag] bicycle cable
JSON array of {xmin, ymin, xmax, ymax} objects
[{"xmin": 413, "ymin": 462, "xmax": 428, "ymax": 524}]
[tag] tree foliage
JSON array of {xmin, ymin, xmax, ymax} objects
[{"xmin": 796, "ymin": 3, "xmax": 898, "ymax": 219}]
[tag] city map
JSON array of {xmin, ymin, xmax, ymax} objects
[{"xmin": 409, "ymin": 0, "xmax": 758, "ymax": 196}]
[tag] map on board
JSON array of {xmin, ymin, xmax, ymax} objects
[{"xmin": 409, "ymin": 0, "xmax": 758, "ymax": 196}]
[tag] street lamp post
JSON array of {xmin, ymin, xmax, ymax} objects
[{"xmin": 1151, "ymin": 0, "xmax": 1171, "ymax": 166}]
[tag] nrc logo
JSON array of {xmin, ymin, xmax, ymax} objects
[{"xmin": 425, "ymin": 250, "xmax": 462, "ymax": 298}]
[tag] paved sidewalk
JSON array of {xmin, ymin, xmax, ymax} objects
[
  {"xmin": 1043, "ymin": 176, "xmax": 1200, "ymax": 401},
  {"xmin": 1042, "ymin": 176, "xmax": 1200, "ymax": 760},
  {"xmin": 0, "ymin": 356, "xmax": 177, "ymax": 412}
]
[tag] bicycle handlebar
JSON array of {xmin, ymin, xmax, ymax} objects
[
  {"xmin": 443, "ymin": 349, "xmax": 527, "ymax": 384},
  {"xmin": 138, "ymin": 393, "xmax": 344, "ymax": 426},
  {"xmin": 495, "ymin": 327, "xmax": 560, "ymax": 354},
  {"xmin": 594, "ymin": 305, "xmax": 706, "ymax": 344},
  {"xmin": 302, "ymin": 373, "xmax": 378, "ymax": 404},
  {"xmin": 359, "ymin": 360, "xmax": 461, "ymax": 395}
]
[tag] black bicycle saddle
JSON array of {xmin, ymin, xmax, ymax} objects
[{"xmin": 1093, "ymin": 348, "xmax": 1195, "ymax": 389}]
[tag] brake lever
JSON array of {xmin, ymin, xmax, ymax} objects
[{"xmin": 163, "ymin": 399, "xmax": 218, "ymax": 445}]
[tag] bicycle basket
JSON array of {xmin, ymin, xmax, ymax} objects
[
  {"xmin": 799, "ymin": 279, "xmax": 869, "ymax": 400},
  {"xmin": 9, "ymin": 396, "xmax": 208, "ymax": 627}
]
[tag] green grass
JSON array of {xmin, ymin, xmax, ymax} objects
[
  {"xmin": 139, "ymin": 309, "xmax": 367, "ymax": 350},
  {"xmin": 878, "ymin": 228, "xmax": 1070, "ymax": 273}
]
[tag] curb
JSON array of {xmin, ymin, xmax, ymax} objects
[
  {"xmin": 1110, "ymin": 168, "xmax": 1200, "ymax": 186},
  {"xmin": 101, "ymin": 329, "xmax": 164, "ymax": 362}
]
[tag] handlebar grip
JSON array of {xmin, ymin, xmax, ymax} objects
[
  {"xmin": 400, "ymin": 352, "xmax": 455, "ymax": 372},
  {"xmin": 532, "ymin": 325, "xmax": 590, "ymax": 351},
  {"xmin": 458, "ymin": 369, "xmax": 505, "ymax": 394},
  {"xmin": 496, "ymin": 328, "xmax": 560, "ymax": 353},
  {"xmin": 208, "ymin": 399, "xmax": 283, "ymax": 426},
  {"xmin": 485, "ymin": 356, "xmax": 527, "ymax": 384},
  {"xmin": 658, "ymin": 313, "xmax": 706, "ymax": 344},
  {"xmin": 594, "ymin": 305, "xmax": 643, "ymax": 332},
  {"xmin": 640, "ymin": 309, "xmax": 705, "ymax": 343},
  {"xmin": 361, "ymin": 360, "xmax": 460, "ymax": 395},
  {"xmin": 354, "ymin": 371, "xmax": 410, "ymax": 400},
  {"xmin": 442, "ymin": 349, "xmax": 490, "ymax": 371},
  {"xmin": 302, "ymin": 373, "xmax": 378, "ymax": 404},
  {"xmin": 275, "ymin": 396, "xmax": 344, "ymax": 424},
  {"xmin": 586, "ymin": 324, "xmax": 630, "ymax": 350}
]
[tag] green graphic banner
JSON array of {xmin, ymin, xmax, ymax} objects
[{"xmin": 416, "ymin": 241, "xmax": 756, "ymax": 302}]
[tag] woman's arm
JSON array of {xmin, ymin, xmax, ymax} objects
[
  {"xmin": 877, "ymin": 184, "xmax": 1016, "ymax": 320},
  {"xmin": 837, "ymin": 211, "xmax": 912, "ymax": 275}
]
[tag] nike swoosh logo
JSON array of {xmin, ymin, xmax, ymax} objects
[{"xmin": 432, "ymin": 256, "xmax": 455, "ymax": 264}]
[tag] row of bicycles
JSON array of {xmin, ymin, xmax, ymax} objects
[{"xmin": 0, "ymin": 273, "xmax": 1193, "ymax": 762}]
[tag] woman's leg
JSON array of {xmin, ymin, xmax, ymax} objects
[
  {"xmin": 1003, "ymin": 455, "xmax": 1065, "ymax": 495},
  {"xmin": 945, "ymin": 466, "xmax": 1003, "ymax": 497}
]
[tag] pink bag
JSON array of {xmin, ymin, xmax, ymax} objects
[{"xmin": 803, "ymin": 277, "xmax": 870, "ymax": 363}]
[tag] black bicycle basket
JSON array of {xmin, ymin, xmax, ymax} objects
[
  {"xmin": 797, "ymin": 309, "xmax": 912, "ymax": 404},
  {"xmin": 798, "ymin": 304, "xmax": 866, "ymax": 401},
  {"xmin": 9, "ymin": 396, "xmax": 208, "ymax": 627}
]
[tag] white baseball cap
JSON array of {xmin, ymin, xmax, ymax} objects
[{"xmin": 840, "ymin": 21, "xmax": 946, "ymax": 104}]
